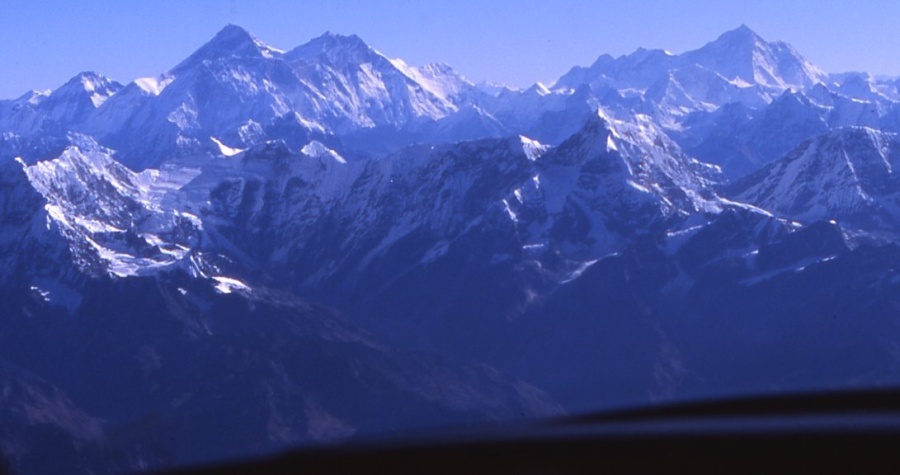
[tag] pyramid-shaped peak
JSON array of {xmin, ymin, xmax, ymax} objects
[
  {"xmin": 59, "ymin": 71, "xmax": 118, "ymax": 89},
  {"xmin": 731, "ymin": 125, "xmax": 900, "ymax": 229},
  {"xmin": 681, "ymin": 24, "xmax": 825, "ymax": 89},
  {"xmin": 739, "ymin": 126, "xmax": 894, "ymax": 189},
  {"xmin": 217, "ymin": 24, "xmax": 252, "ymax": 38},
  {"xmin": 51, "ymin": 71, "xmax": 122, "ymax": 105},
  {"xmin": 205, "ymin": 24, "xmax": 264, "ymax": 51},
  {"xmin": 688, "ymin": 25, "xmax": 769, "ymax": 58},
  {"xmin": 693, "ymin": 25, "xmax": 771, "ymax": 57},
  {"xmin": 71, "ymin": 71, "xmax": 107, "ymax": 81},
  {"xmin": 175, "ymin": 24, "xmax": 282, "ymax": 70},
  {"xmin": 717, "ymin": 24, "xmax": 765, "ymax": 43}
]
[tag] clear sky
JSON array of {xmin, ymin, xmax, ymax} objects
[{"xmin": 2, "ymin": 0, "xmax": 900, "ymax": 99}]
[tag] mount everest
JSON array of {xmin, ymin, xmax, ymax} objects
[{"xmin": 4, "ymin": 24, "xmax": 900, "ymax": 474}]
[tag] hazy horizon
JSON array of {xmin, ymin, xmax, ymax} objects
[{"xmin": 2, "ymin": 0, "xmax": 900, "ymax": 99}]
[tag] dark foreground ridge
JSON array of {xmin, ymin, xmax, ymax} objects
[{"xmin": 162, "ymin": 389, "xmax": 900, "ymax": 474}]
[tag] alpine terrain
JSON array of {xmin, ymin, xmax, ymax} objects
[{"xmin": 3, "ymin": 24, "xmax": 900, "ymax": 474}]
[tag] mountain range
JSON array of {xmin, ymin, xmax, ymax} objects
[{"xmin": 4, "ymin": 24, "xmax": 900, "ymax": 474}]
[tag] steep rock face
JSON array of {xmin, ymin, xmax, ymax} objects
[
  {"xmin": 183, "ymin": 111, "xmax": 724, "ymax": 298},
  {"xmin": 20, "ymin": 136, "xmax": 206, "ymax": 279},
  {"xmin": 390, "ymin": 60, "xmax": 481, "ymax": 107},
  {"xmin": 142, "ymin": 112, "xmax": 728, "ymax": 365},
  {"xmin": 95, "ymin": 26, "xmax": 310, "ymax": 168},
  {"xmin": 185, "ymin": 136, "xmax": 539, "ymax": 289},
  {"xmin": 505, "ymin": 112, "xmax": 721, "ymax": 262},
  {"xmin": 284, "ymin": 32, "xmax": 457, "ymax": 131},
  {"xmin": 0, "ymin": 133, "xmax": 568, "ymax": 473},
  {"xmin": 730, "ymin": 127, "xmax": 900, "ymax": 234}
]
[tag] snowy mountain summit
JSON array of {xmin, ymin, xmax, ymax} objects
[
  {"xmin": 732, "ymin": 127, "xmax": 900, "ymax": 233},
  {"xmin": 6, "ymin": 23, "xmax": 900, "ymax": 475},
  {"xmin": 683, "ymin": 24, "xmax": 826, "ymax": 90},
  {"xmin": 4, "ymin": 22, "xmax": 900, "ymax": 299}
]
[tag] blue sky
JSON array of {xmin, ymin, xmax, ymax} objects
[{"xmin": 1, "ymin": 0, "xmax": 900, "ymax": 99}]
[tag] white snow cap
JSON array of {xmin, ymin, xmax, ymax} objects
[{"xmin": 301, "ymin": 141, "xmax": 347, "ymax": 164}]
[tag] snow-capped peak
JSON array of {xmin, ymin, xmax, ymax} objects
[
  {"xmin": 134, "ymin": 74, "xmax": 175, "ymax": 96},
  {"xmin": 301, "ymin": 140, "xmax": 346, "ymax": 163},
  {"xmin": 550, "ymin": 23, "xmax": 827, "ymax": 122},
  {"xmin": 731, "ymin": 127, "xmax": 900, "ymax": 232},
  {"xmin": 65, "ymin": 71, "xmax": 109, "ymax": 91},
  {"xmin": 390, "ymin": 58, "xmax": 475, "ymax": 105},
  {"xmin": 280, "ymin": 30, "xmax": 461, "ymax": 130},
  {"xmin": 21, "ymin": 135, "xmax": 205, "ymax": 278},
  {"xmin": 51, "ymin": 71, "xmax": 123, "ymax": 108},
  {"xmin": 546, "ymin": 110, "xmax": 722, "ymax": 215},
  {"xmin": 285, "ymin": 31, "xmax": 379, "ymax": 65},
  {"xmin": 519, "ymin": 135, "xmax": 549, "ymax": 161},
  {"xmin": 528, "ymin": 82, "xmax": 552, "ymax": 96},
  {"xmin": 13, "ymin": 89, "xmax": 51, "ymax": 105},
  {"xmin": 174, "ymin": 24, "xmax": 284, "ymax": 70},
  {"xmin": 682, "ymin": 24, "xmax": 826, "ymax": 90}
]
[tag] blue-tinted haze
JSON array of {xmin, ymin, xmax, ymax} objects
[{"xmin": 1, "ymin": 1, "xmax": 899, "ymax": 99}]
